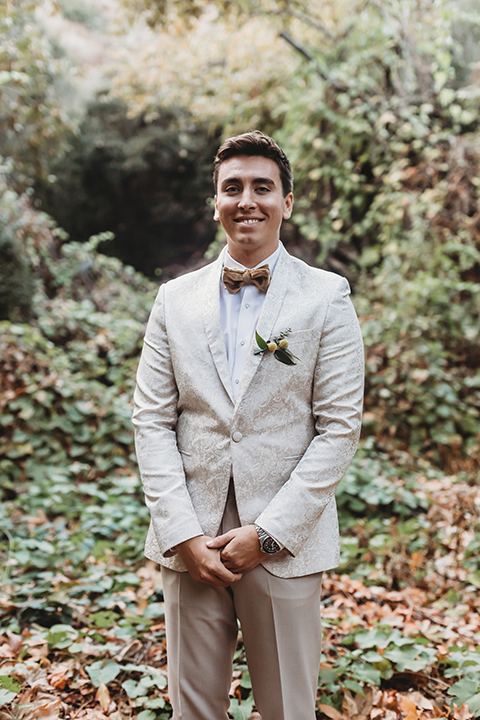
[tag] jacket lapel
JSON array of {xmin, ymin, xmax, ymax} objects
[
  {"xmin": 202, "ymin": 250, "xmax": 235, "ymax": 404},
  {"xmin": 233, "ymin": 246, "xmax": 290, "ymax": 409}
]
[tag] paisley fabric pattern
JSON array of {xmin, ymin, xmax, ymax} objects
[{"xmin": 133, "ymin": 246, "xmax": 364, "ymax": 578}]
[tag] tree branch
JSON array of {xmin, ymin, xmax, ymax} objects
[
  {"xmin": 278, "ymin": 30, "xmax": 348, "ymax": 91},
  {"xmin": 285, "ymin": 9, "xmax": 336, "ymax": 41},
  {"xmin": 340, "ymin": 0, "xmax": 372, "ymax": 39}
]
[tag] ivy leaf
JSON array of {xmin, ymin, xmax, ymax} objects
[
  {"xmin": 137, "ymin": 711, "xmax": 156, "ymax": 720},
  {"xmin": 361, "ymin": 651, "xmax": 384, "ymax": 662},
  {"xmin": 0, "ymin": 675, "xmax": 21, "ymax": 693},
  {"xmin": 87, "ymin": 611, "xmax": 120, "ymax": 628},
  {"xmin": 145, "ymin": 698, "xmax": 166, "ymax": 708},
  {"xmin": 383, "ymin": 645, "xmax": 432, "ymax": 672},
  {"xmin": 143, "ymin": 602, "xmax": 164, "ymax": 620},
  {"xmin": 86, "ymin": 660, "xmax": 121, "ymax": 687},
  {"xmin": 319, "ymin": 668, "xmax": 340, "ymax": 688},
  {"xmin": 349, "ymin": 664, "xmax": 382, "ymax": 685},
  {"xmin": 343, "ymin": 679, "xmax": 365, "ymax": 696},
  {"xmin": 229, "ymin": 695, "xmax": 255, "ymax": 720},
  {"xmin": 151, "ymin": 674, "xmax": 168, "ymax": 690},
  {"xmin": 240, "ymin": 671, "xmax": 252, "ymax": 689},
  {"xmin": 0, "ymin": 688, "xmax": 17, "ymax": 704},
  {"xmin": 448, "ymin": 677, "xmax": 480, "ymax": 702},
  {"xmin": 466, "ymin": 694, "xmax": 480, "ymax": 716},
  {"xmin": 354, "ymin": 630, "xmax": 389, "ymax": 649},
  {"xmin": 122, "ymin": 679, "xmax": 144, "ymax": 698}
]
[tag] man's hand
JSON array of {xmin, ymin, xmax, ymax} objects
[
  {"xmin": 175, "ymin": 535, "xmax": 243, "ymax": 587},
  {"xmin": 206, "ymin": 525, "xmax": 266, "ymax": 573}
]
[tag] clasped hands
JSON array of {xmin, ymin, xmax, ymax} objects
[{"xmin": 176, "ymin": 525, "xmax": 266, "ymax": 588}]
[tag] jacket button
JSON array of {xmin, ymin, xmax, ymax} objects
[{"xmin": 232, "ymin": 431, "xmax": 243, "ymax": 443}]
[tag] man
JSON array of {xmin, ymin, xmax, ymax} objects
[{"xmin": 133, "ymin": 131, "xmax": 364, "ymax": 720}]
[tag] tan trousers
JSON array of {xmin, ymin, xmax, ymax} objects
[{"xmin": 161, "ymin": 483, "xmax": 323, "ymax": 720}]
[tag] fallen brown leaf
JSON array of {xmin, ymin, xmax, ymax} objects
[
  {"xmin": 95, "ymin": 683, "xmax": 111, "ymax": 713},
  {"xmin": 342, "ymin": 688, "xmax": 372, "ymax": 717},
  {"xmin": 48, "ymin": 662, "xmax": 73, "ymax": 689},
  {"xmin": 7, "ymin": 631, "xmax": 22, "ymax": 655},
  {"xmin": 342, "ymin": 690, "xmax": 358, "ymax": 717},
  {"xmin": 15, "ymin": 691, "xmax": 64, "ymax": 720},
  {"xmin": 113, "ymin": 638, "xmax": 142, "ymax": 662},
  {"xmin": 319, "ymin": 702, "xmax": 346, "ymax": 720},
  {"xmin": 83, "ymin": 709, "xmax": 109, "ymax": 719},
  {"xmin": 109, "ymin": 712, "xmax": 128, "ymax": 720},
  {"xmin": 0, "ymin": 642, "xmax": 15, "ymax": 658},
  {"xmin": 230, "ymin": 677, "xmax": 242, "ymax": 697},
  {"xmin": 24, "ymin": 635, "xmax": 49, "ymax": 661},
  {"xmin": 407, "ymin": 692, "xmax": 434, "ymax": 711},
  {"xmin": 136, "ymin": 597, "xmax": 148, "ymax": 614},
  {"xmin": 453, "ymin": 703, "xmax": 473, "ymax": 720},
  {"xmin": 400, "ymin": 695, "xmax": 419, "ymax": 720},
  {"xmin": 71, "ymin": 710, "xmax": 109, "ymax": 720}
]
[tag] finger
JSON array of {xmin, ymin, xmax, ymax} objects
[
  {"xmin": 206, "ymin": 573, "xmax": 243, "ymax": 588},
  {"xmin": 222, "ymin": 560, "xmax": 237, "ymax": 571},
  {"xmin": 206, "ymin": 533, "xmax": 232, "ymax": 548},
  {"xmin": 225, "ymin": 571, "xmax": 243, "ymax": 583},
  {"xmin": 206, "ymin": 576, "xmax": 231, "ymax": 588},
  {"xmin": 199, "ymin": 575, "xmax": 230, "ymax": 588},
  {"xmin": 215, "ymin": 564, "xmax": 242, "ymax": 584},
  {"xmin": 202, "ymin": 573, "xmax": 234, "ymax": 587}
]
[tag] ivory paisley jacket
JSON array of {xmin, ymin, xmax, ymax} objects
[{"xmin": 132, "ymin": 245, "xmax": 364, "ymax": 578}]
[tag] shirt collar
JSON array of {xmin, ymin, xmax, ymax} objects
[{"xmin": 223, "ymin": 242, "xmax": 282, "ymax": 274}]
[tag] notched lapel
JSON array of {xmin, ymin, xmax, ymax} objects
[
  {"xmin": 234, "ymin": 248, "xmax": 290, "ymax": 409},
  {"xmin": 202, "ymin": 254, "xmax": 235, "ymax": 404}
]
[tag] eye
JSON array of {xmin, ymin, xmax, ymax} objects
[{"xmin": 256, "ymin": 186, "xmax": 271, "ymax": 192}]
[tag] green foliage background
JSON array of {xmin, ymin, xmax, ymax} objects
[{"xmin": 35, "ymin": 99, "xmax": 221, "ymax": 276}]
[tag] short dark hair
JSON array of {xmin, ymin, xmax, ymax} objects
[{"xmin": 213, "ymin": 131, "xmax": 293, "ymax": 197}]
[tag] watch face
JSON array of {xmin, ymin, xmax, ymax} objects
[{"xmin": 263, "ymin": 537, "xmax": 280, "ymax": 554}]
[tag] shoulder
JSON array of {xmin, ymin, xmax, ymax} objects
[
  {"xmin": 153, "ymin": 258, "xmax": 221, "ymax": 307},
  {"xmin": 166, "ymin": 259, "xmax": 219, "ymax": 292},
  {"xmin": 282, "ymin": 250, "xmax": 350, "ymax": 296}
]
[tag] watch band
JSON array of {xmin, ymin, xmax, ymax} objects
[{"xmin": 254, "ymin": 524, "xmax": 281, "ymax": 554}]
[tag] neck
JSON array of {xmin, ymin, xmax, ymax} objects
[{"xmin": 226, "ymin": 241, "xmax": 279, "ymax": 268}]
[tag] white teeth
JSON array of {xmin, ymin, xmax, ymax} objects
[{"xmin": 243, "ymin": 219, "xmax": 259, "ymax": 224}]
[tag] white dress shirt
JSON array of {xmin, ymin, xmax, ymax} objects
[
  {"xmin": 220, "ymin": 243, "xmax": 283, "ymax": 550},
  {"xmin": 220, "ymin": 244, "xmax": 281, "ymax": 402}
]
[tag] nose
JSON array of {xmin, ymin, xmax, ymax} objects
[{"xmin": 238, "ymin": 186, "xmax": 256, "ymax": 209}]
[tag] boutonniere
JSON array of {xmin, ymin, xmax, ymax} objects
[{"xmin": 254, "ymin": 328, "xmax": 299, "ymax": 366}]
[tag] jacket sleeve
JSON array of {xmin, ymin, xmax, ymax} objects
[
  {"xmin": 132, "ymin": 284, "xmax": 204, "ymax": 556},
  {"xmin": 254, "ymin": 277, "xmax": 364, "ymax": 556}
]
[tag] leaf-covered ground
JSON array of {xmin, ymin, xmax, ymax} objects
[{"xmin": 1, "ymin": 460, "xmax": 480, "ymax": 719}]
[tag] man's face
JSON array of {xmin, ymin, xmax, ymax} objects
[{"xmin": 214, "ymin": 155, "xmax": 293, "ymax": 267}]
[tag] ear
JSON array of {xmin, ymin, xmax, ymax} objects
[
  {"xmin": 214, "ymin": 196, "xmax": 219, "ymax": 221},
  {"xmin": 283, "ymin": 192, "xmax": 294, "ymax": 220}
]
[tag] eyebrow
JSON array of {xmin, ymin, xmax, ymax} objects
[{"xmin": 221, "ymin": 176, "xmax": 276, "ymax": 187}]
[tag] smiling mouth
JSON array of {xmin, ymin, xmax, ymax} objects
[{"xmin": 234, "ymin": 218, "xmax": 264, "ymax": 224}]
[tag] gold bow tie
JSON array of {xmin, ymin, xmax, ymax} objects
[{"xmin": 222, "ymin": 265, "xmax": 271, "ymax": 294}]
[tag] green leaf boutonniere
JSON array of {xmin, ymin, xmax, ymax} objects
[{"xmin": 254, "ymin": 328, "xmax": 299, "ymax": 366}]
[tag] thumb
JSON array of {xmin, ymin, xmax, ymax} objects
[{"xmin": 206, "ymin": 532, "xmax": 232, "ymax": 548}]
